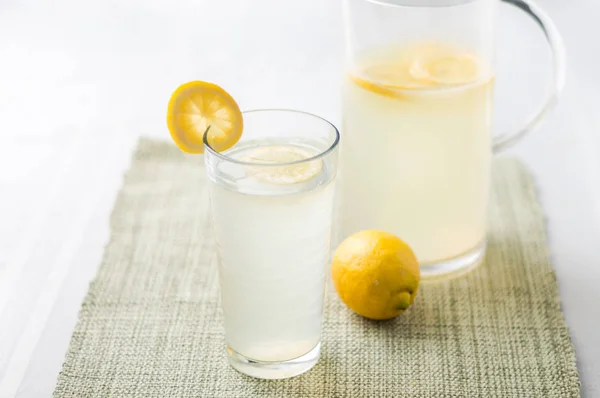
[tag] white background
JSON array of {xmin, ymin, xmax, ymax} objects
[{"xmin": 0, "ymin": 0, "xmax": 599, "ymax": 396}]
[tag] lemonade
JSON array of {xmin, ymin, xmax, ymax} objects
[
  {"xmin": 340, "ymin": 43, "xmax": 494, "ymax": 268},
  {"xmin": 167, "ymin": 83, "xmax": 339, "ymax": 378},
  {"xmin": 209, "ymin": 142, "xmax": 336, "ymax": 363}
]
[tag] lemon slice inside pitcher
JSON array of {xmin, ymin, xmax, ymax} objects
[
  {"xmin": 350, "ymin": 43, "xmax": 484, "ymax": 95},
  {"xmin": 410, "ymin": 51, "xmax": 481, "ymax": 86},
  {"xmin": 240, "ymin": 145, "xmax": 322, "ymax": 185}
]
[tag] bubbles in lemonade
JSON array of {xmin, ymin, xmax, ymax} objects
[
  {"xmin": 340, "ymin": 43, "xmax": 494, "ymax": 265},
  {"xmin": 208, "ymin": 142, "xmax": 335, "ymax": 362}
]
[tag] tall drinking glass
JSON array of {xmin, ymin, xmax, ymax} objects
[
  {"xmin": 340, "ymin": 0, "xmax": 565, "ymax": 278},
  {"xmin": 204, "ymin": 109, "xmax": 340, "ymax": 379}
]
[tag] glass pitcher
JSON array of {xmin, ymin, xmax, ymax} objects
[{"xmin": 339, "ymin": 0, "xmax": 565, "ymax": 278}]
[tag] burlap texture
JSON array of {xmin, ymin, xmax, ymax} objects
[{"xmin": 54, "ymin": 139, "xmax": 580, "ymax": 397}]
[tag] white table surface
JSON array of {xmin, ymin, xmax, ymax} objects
[{"xmin": 0, "ymin": 0, "xmax": 599, "ymax": 396}]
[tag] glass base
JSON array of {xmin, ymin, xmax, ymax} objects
[
  {"xmin": 420, "ymin": 241, "xmax": 486, "ymax": 281},
  {"xmin": 226, "ymin": 342, "xmax": 320, "ymax": 380}
]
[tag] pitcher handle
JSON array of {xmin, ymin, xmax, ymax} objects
[{"xmin": 494, "ymin": 0, "xmax": 566, "ymax": 153}]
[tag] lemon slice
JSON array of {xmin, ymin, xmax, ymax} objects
[
  {"xmin": 167, "ymin": 81, "xmax": 243, "ymax": 154},
  {"xmin": 365, "ymin": 62, "xmax": 435, "ymax": 90},
  {"xmin": 349, "ymin": 74, "xmax": 404, "ymax": 99},
  {"xmin": 410, "ymin": 52, "xmax": 481, "ymax": 86},
  {"xmin": 241, "ymin": 146, "xmax": 322, "ymax": 184},
  {"xmin": 350, "ymin": 43, "xmax": 483, "ymax": 96},
  {"xmin": 349, "ymin": 61, "xmax": 435, "ymax": 97}
]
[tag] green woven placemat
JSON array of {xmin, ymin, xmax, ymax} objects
[{"xmin": 54, "ymin": 138, "xmax": 580, "ymax": 398}]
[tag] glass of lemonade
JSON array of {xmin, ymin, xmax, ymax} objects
[
  {"xmin": 340, "ymin": 0, "xmax": 565, "ymax": 278},
  {"xmin": 204, "ymin": 109, "xmax": 340, "ymax": 379}
]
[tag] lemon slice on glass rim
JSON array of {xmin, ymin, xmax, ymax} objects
[
  {"xmin": 167, "ymin": 81, "xmax": 322, "ymax": 184},
  {"xmin": 167, "ymin": 81, "xmax": 243, "ymax": 154}
]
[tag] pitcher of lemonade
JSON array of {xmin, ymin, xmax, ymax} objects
[{"xmin": 339, "ymin": 0, "xmax": 565, "ymax": 278}]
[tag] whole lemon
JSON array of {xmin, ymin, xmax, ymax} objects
[{"xmin": 332, "ymin": 230, "xmax": 420, "ymax": 320}]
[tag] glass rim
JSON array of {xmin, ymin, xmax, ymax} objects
[
  {"xmin": 203, "ymin": 108, "xmax": 340, "ymax": 167},
  {"xmin": 358, "ymin": 0, "xmax": 480, "ymax": 8}
]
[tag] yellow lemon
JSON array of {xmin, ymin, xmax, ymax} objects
[
  {"xmin": 167, "ymin": 81, "xmax": 243, "ymax": 154},
  {"xmin": 332, "ymin": 230, "xmax": 420, "ymax": 320}
]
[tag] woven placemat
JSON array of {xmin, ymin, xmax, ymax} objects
[{"xmin": 54, "ymin": 138, "xmax": 580, "ymax": 398}]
